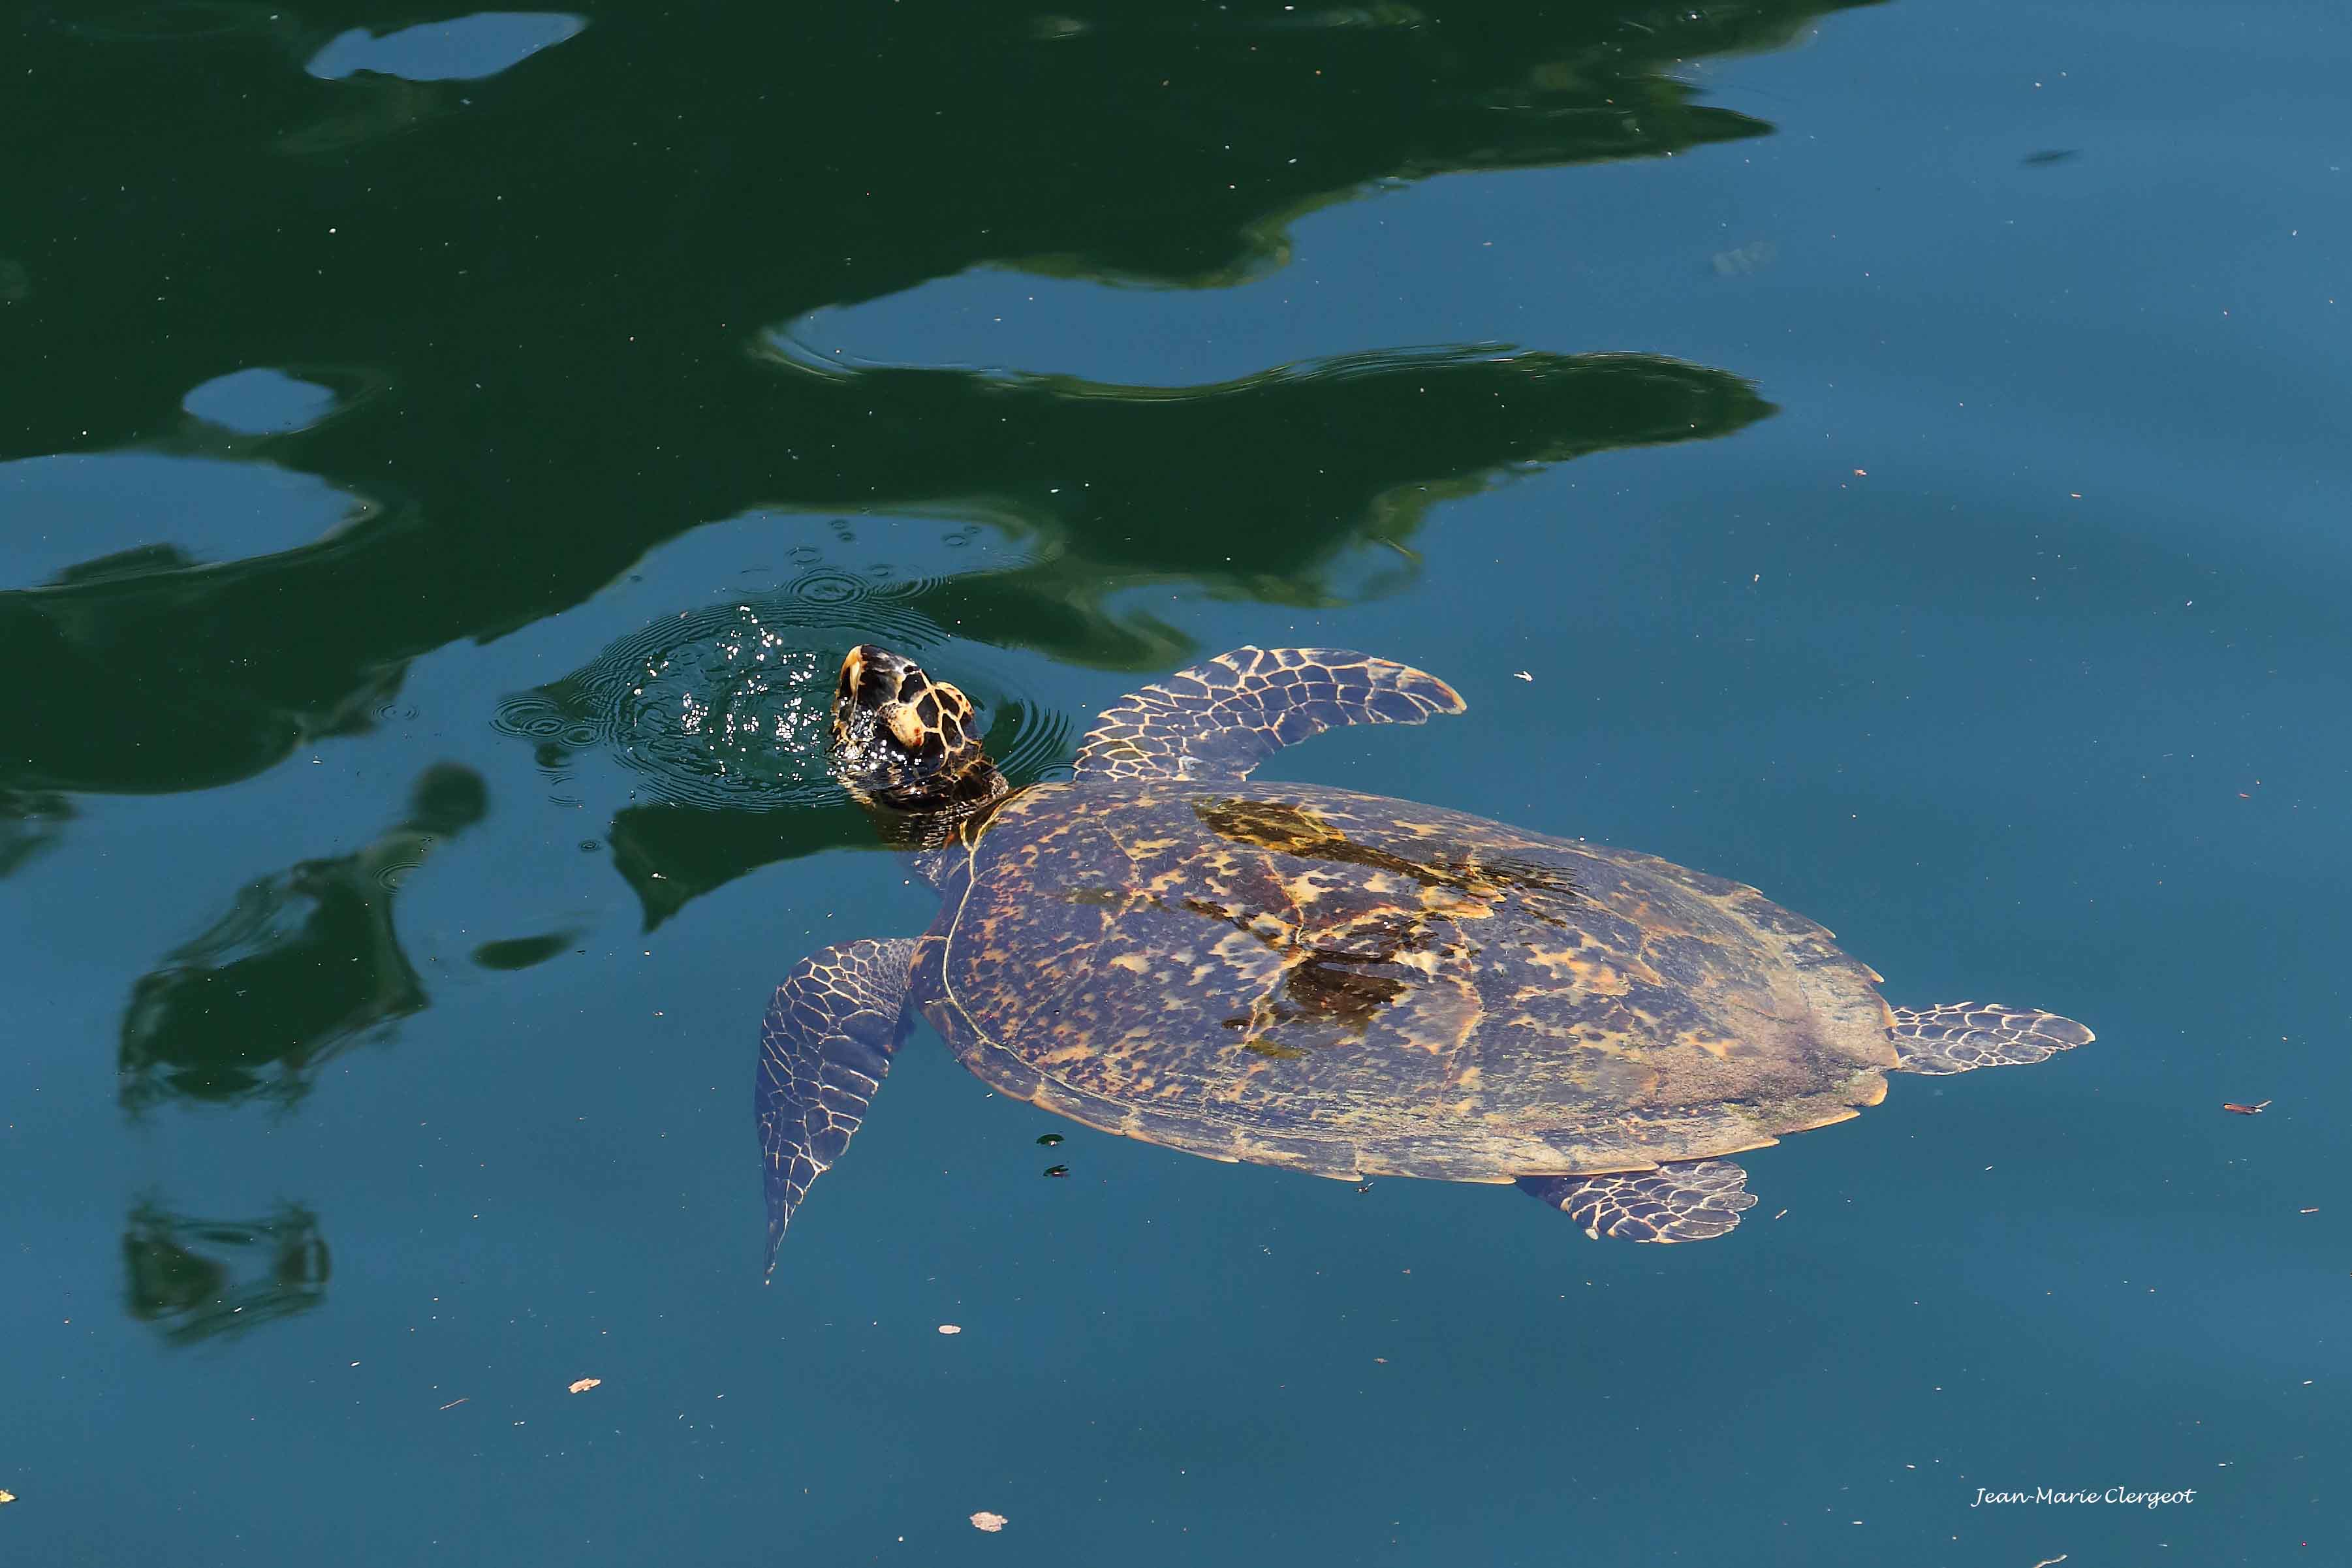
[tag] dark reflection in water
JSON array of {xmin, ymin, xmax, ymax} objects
[
  {"xmin": 118, "ymin": 766, "xmax": 484, "ymax": 1110},
  {"xmin": 0, "ymin": 789, "xmax": 74, "ymax": 879},
  {"xmin": 123, "ymin": 1200, "xmax": 330, "ymax": 1345},
  {"xmin": 18, "ymin": 0, "xmax": 1867, "ymax": 418},
  {"xmin": 821, "ymin": 347, "xmax": 1773, "ymax": 666},
  {"xmin": 0, "ymin": 0, "xmax": 1841, "ymax": 802},
  {"xmin": 471, "ymin": 930, "xmax": 579, "ymax": 971},
  {"xmin": 606, "ymin": 802, "xmax": 873, "ymax": 933},
  {"xmin": 5, "ymin": 349, "xmax": 1764, "ymax": 804}
]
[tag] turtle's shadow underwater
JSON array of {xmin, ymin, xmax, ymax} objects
[{"xmin": 755, "ymin": 644, "xmax": 2093, "ymax": 1271}]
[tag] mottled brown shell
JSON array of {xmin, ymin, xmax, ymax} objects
[{"xmin": 910, "ymin": 780, "xmax": 1895, "ymax": 1183}]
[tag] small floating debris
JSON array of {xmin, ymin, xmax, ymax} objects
[
  {"xmin": 1036, "ymin": 1133, "xmax": 1063, "ymax": 1146},
  {"xmin": 0, "ymin": 1489, "xmax": 14, "ymax": 1505},
  {"xmin": 2300, "ymin": 1208, "xmax": 2319, "ymax": 1215},
  {"xmin": 1512, "ymin": 671, "xmax": 1533, "ymax": 682},
  {"xmin": 970, "ymin": 1511, "xmax": 1008, "ymax": 1533},
  {"xmin": 937, "ymin": 1324, "xmax": 962, "ymax": 1335},
  {"xmin": 438, "ymin": 1398, "xmax": 469, "ymax": 1411},
  {"xmin": 1043, "ymin": 1164, "xmax": 1069, "ymax": 1178},
  {"xmin": 567, "ymin": 1377, "xmax": 601, "ymax": 1394},
  {"xmin": 2222, "ymin": 1100, "xmax": 2271, "ymax": 1115},
  {"xmin": 1355, "ymin": 1181, "xmax": 1374, "ymax": 1195}
]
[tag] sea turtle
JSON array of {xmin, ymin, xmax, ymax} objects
[{"xmin": 755, "ymin": 644, "xmax": 2092, "ymax": 1268}]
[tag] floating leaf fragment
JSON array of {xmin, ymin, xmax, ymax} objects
[
  {"xmin": 1043, "ymin": 1164, "xmax": 1069, "ymax": 1178},
  {"xmin": 970, "ymin": 1511, "xmax": 1008, "ymax": 1532},
  {"xmin": 1035, "ymin": 1133, "xmax": 1063, "ymax": 1146},
  {"xmin": 567, "ymin": 1377, "xmax": 601, "ymax": 1394},
  {"xmin": 2223, "ymin": 1100, "xmax": 2271, "ymax": 1115}
]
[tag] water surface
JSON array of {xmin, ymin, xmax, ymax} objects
[{"xmin": 4, "ymin": 2, "xmax": 2348, "ymax": 1563}]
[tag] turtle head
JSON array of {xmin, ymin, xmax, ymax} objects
[{"xmin": 830, "ymin": 645, "xmax": 1005, "ymax": 823}]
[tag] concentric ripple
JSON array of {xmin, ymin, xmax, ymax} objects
[{"xmin": 495, "ymin": 569, "xmax": 1071, "ymax": 810}]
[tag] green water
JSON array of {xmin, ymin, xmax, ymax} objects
[{"xmin": 4, "ymin": 2, "xmax": 2347, "ymax": 1563}]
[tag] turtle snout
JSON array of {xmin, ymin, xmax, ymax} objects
[{"xmin": 833, "ymin": 643, "xmax": 920, "ymax": 715}]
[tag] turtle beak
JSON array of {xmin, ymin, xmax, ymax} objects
[{"xmin": 830, "ymin": 644, "xmax": 981, "ymax": 792}]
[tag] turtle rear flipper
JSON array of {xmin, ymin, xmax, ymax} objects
[
  {"xmin": 1518, "ymin": 1160, "xmax": 1757, "ymax": 1242},
  {"xmin": 1073, "ymin": 646, "xmax": 1464, "ymax": 784},
  {"xmin": 1887, "ymin": 1003, "xmax": 2093, "ymax": 1076},
  {"xmin": 756, "ymin": 937, "xmax": 917, "ymax": 1274}
]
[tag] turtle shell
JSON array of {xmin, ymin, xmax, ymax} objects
[{"xmin": 909, "ymin": 780, "xmax": 1896, "ymax": 1183}]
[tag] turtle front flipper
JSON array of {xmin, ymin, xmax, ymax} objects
[
  {"xmin": 755, "ymin": 937, "xmax": 918, "ymax": 1274},
  {"xmin": 1517, "ymin": 1161, "xmax": 1757, "ymax": 1242},
  {"xmin": 1072, "ymin": 646, "xmax": 1465, "ymax": 784},
  {"xmin": 1887, "ymin": 1003, "xmax": 2094, "ymax": 1075}
]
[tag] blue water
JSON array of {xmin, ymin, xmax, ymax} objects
[{"xmin": 3, "ymin": 1, "xmax": 2347, "ymax": 1562}]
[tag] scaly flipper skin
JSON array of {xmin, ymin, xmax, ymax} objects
[
  {"xmin": 1887, "ymin": 1003, "xmax": 2093, "ymax": 1076},
  {"xmin": 1517, "ymin": 1160, "xmax": 1757, "ymax": 1242},
  {"xmin": 756, "ymin": 937, "xmax": 918, "ymax": 1273},
  {"xmin": 1071, "ymin": 646, "xmax": 1465, "ymax": 784}
]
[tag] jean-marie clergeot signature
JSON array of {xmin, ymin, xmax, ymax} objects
[{"xmin": 1971, "ymin": 1487, "xmax": 2197, "ymax": 1509}]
